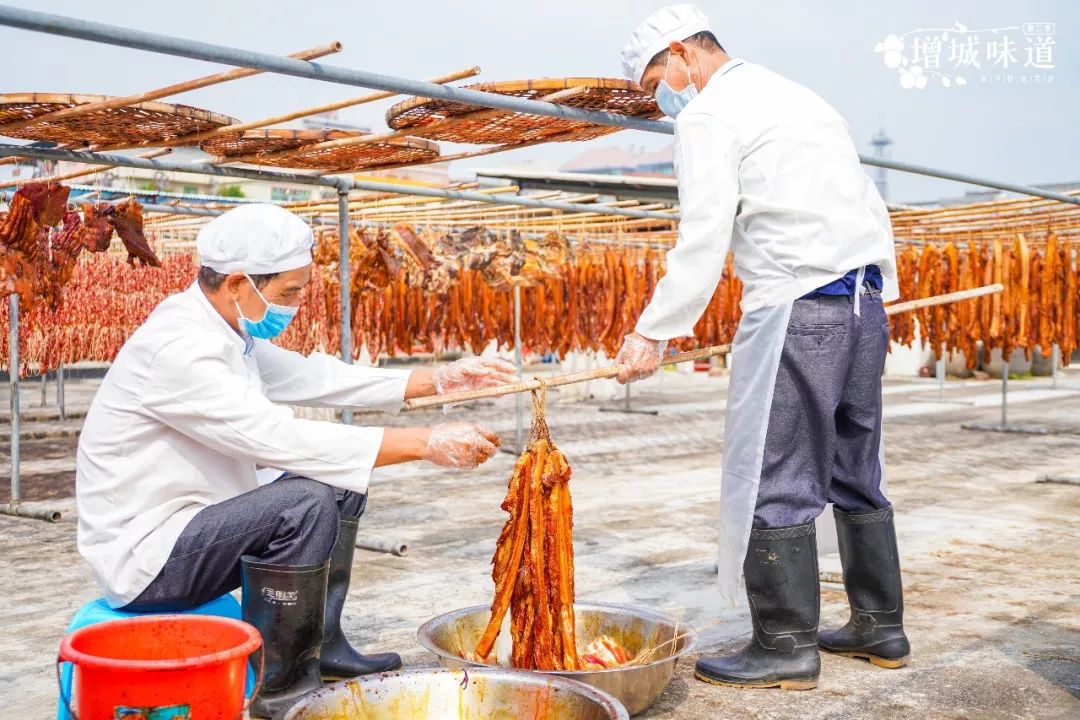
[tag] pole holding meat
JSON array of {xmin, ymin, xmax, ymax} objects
[
  {"xmin": 405, "ymin": 345, "xmax": 729, "ymax": 410},
  {"xmin": 404, "ymin": 283, "xmax": 1006, "ymax": 411}
]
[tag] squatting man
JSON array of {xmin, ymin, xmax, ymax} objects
[{"xmin": 76, "ymin": 204, "xmax": 519, "ymax": 716}]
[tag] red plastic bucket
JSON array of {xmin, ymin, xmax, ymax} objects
[{"xmin": 58, "ymin": 614, "xmax": 262, "ymax": 720}]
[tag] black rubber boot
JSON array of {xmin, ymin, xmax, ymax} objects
[
  {"xmin": 320, "ymin": 516, "xmax": 402, "ymax": 679},
  {"xmin": 242, "ymin": 557, "xmax": 328, "ymax": 719},
  {"xmin": 819, "ymin": 506, "xmax": 910, "ymax": 668},
  {"xmin": 695, "ymin": 522, "xmax": 821, "ymax": 690}
]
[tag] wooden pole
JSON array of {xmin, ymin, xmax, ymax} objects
[
  {"xmin": 0, "ymin": 43, "xmax": 343, "ymax": 134},
  {"xmin": 0, "ymin": 148, "xmax": 172, "ymax": 188},
  {"xmin": 193, "ymin": 66, "xmax": 480, "ymax": 146},
  {"xmin": 882, "ymin": 283, "xmax": 1003, "ymax": 315},
  {"xmin": 353, "ymin": 123, "xmax": 598, "ymax": 175},
  {"xmin": 216, "ymin": 85, "xmax": 589, "ymax": 167},
  {"xmin": 405, "ymin": 345, "xmax": 728, "ymax": 410}
]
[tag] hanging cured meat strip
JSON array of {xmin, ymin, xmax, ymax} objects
[
  {"xmin": 1038, "ymin": 231, "xmax": 1059, "ymax": 356},
  {"xmin": 474, "ymin": 386, "xmax": 577, "ymax": 671}
]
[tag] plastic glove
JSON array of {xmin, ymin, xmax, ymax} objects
[
  {"xmin": 433, "ymin": 357, "xmax": 520, "ymax": 395},
  {"xmin": 614, "ymin": 332, "xmax": 666, "ymax": 384},
  {"xmin": 423, "ymin": 422, "xmax": 502, "ymax": 469}
]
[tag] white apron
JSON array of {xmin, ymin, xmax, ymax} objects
[
  {"xmin": 715, "ymin": 279, "xmax": 886, "ymax": 605},
  {"xmin": 716, "ymin": 300, "xmax": 794, "ymax": 605}
]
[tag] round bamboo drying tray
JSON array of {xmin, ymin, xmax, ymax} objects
[
  {"xmin": 385, "ymin": 78, "xmax": 660, "ymax": 144},
  {"xmin": 200, "ymin": 128, "xmax": 441, "ymax": 172},
  {"xmin": 0, "ymin": 93, "xmax": 238, "ymax": 145}
]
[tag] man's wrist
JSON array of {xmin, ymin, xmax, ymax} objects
[
  {"xmin": 376, "ymin": 427, "xmax": 433, "ymax": 466},
  {"xmin": 405, "ymin": 370, "xmax": 437, "ymax": 400}
]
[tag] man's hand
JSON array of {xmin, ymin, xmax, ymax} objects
[
  {"xmin": 615, "ymin": 332, "xmax": 666, "ymax": 384},
  {"xmin": 433, "ymin": 357, "xmax": 519, "ymax": 395},
  {"xmin": 423, "ymin": 422, "xmax": 502, "ymax": 468}
]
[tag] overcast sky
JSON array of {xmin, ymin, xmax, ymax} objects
[{"xmin": 2, "ymin": 0, "xmax": 1075, "ymax": 203}]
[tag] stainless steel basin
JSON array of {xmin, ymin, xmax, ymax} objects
[
  {"xmin": 281, "ymin": 666, "xmax": 628, "ymax": 720},
  {"xmin": 417, "ymin": 602, "xmax": 697, "ymax": 716}
]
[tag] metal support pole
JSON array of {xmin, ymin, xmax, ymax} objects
[
  {"xmin": 962, "ymin": 355, "xmax": 1046, "ymax": 435},
  {"xmin": 513, "ymin": 284, "xmax": 523, "ymax": 454},
  {"xmin": 39, "ymin": 370, "xmax": 46, "ymax": 408},
  {"xmin": 355, "ymin": 536, "xmax": 409, "ymax": 556},
  {"xmin": 1051, "ymin": 344, "xmax": 1059, "ymax": 388},
  {"xmin": 861, "ymin": 156, "xmax": 1080, "ymax": 207},
  {"xmin": 1001, "ymin": 358, "xmax": 1009, "ymax": 427},
  {"xmin": 8, "ymin": 294, "xmax": 19, "ymax": 504},
  {"xmin": 0, "ymin": 5, "xmax": 671, "ymax": 136},
  {"xmin": 1036, "ymin": 474, "xmax": 1080, "ymax": 487},
  {"xmin": 936, "ymin": 347, "xmax": 946, "ymax": 400},
  {"xmin": 599, "ymin": 377, "xmax": 660, "ymax": 415},
  {"xmin": 0, "ymin": 146, "xmax": 679, "ymax": 222},
  {"xmin": 338, "ymin": 190, "xmax": 353, "ymax": 426},
  {"xmin": 0, "ymin": 503, "xmax": 61, "ymax": 522},
  {"xmin": 56, "ymin": 362, "xmax": 65, "ymax": 421}
]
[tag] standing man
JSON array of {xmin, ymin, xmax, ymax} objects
[
  {"xmin": 617, "ymin": 5, "xmax": 910, "ymax": 691},
  {"xmin": 77, "ymin": 204, "xmax": 518, "ymax": 716}
]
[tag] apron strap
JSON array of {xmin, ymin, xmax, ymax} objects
[{"xmin": 854, "ymin": 265, "xmax": 867, "ymax": 317}]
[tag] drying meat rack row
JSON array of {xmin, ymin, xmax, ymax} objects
[{"xmin": 0, "ymin": 3, "xmax": 1077, "ymax": 520}]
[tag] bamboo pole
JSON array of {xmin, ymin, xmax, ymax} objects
[
  {"xmin": 358, "ymin": 123, "xmax": 599, "ymax": 174},
  {"xmin": 883, "ymin": 283, "xmax": 1003, "ymax": 315},
  {"xmin": 339, "ymin": 185, "xmax": 522, "ymax": 214},
  {"xmin": 366, "ymin": 199, "xmax": 665, "ymax": 223},
  {"xmin": 178, "ymin": 65, "xmax": 481, "ymax": 149},
  {"xmin": 0, "ymin": 147, "xmax": 172, "ymax": 188},
  {"xmin": 405, "ymin": 345, "xmax": 729, "ymax": 410},
  {"xmin": 361, "ymin": 192, "xmax": 600, "ymax": 220},
  {"xmin": 217, "ymin": 85, "xmax": 590, "ymax": 167}
]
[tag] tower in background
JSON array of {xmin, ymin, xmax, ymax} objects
[{"xmin": 870, "ymin": 128, "xmax": 893, "ymax": 201}]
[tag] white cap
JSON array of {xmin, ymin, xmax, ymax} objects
[
  {"xmin": 620, "ymin": 3, "xmax": 711, "ymax": 85},
  {"xmin": 196, "ymin": 204, "xmax": 314, "ymax": 275}
]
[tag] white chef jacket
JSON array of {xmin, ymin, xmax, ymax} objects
[
  {"xmin": 635, "ymin": 58, "xmax": 899, "ymax": 340},
  {"xmin": 76, "ymin": 283, "xmax": 412, "ymax": 607}
]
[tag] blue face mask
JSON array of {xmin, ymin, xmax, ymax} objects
[
  {"xmin": 655, "ymin": 54, "xmax": 698, "ymax": 118},
  {"xmin": 235, "ymin": 275, "xmax": 298, "ymax": 340}
]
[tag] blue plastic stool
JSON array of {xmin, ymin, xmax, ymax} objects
[{"xmin": 57, "ymin": 594, "xmax": 256, "ymax": 720}]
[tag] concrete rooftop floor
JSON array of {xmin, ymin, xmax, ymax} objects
[{"xmin": 1, "ymin": 366, "xmax": 1078, "ymax": 719}]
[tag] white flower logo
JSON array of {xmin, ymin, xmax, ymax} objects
[
  {"xmin": 900, "ymin": 65, "xmax": 927, "ymax": 89},
  {"xmin": 879, "ymin": 34, "xmax": 905, "ymax": 68},
  {"xmin": 875, "ymin": 24, "xmax": 974, "ymax": 89}
]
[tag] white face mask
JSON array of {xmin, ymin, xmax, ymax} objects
[{"xmin": 655, "ymin": 53, "xmax": 698, "ymax": 118}]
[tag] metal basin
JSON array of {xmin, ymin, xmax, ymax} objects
[
  {"xmin": 282, "ymin": 667, "xmax": 628, "ymax": 720},
  {"xmin": 418, "ymin": 602, "xmax": 697, "ymax": 716}
]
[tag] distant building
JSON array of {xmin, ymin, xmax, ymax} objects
[
  {"xmin": 299, "ymin": 112, "xmax": 370, "ymax": 134},
  {"xmin": 560, "ymin": 144, "xmax": 674, "ymax": 177},
  {"xmin": 906, "ymin": 181, "xmax": 1080, "ymax": 208}
]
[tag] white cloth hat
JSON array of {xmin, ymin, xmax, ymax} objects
[
  {"xmin": 196, "ymin": 204, "xmax": 314, "ymax": 275},
  {"xmin": 620, "ymin": 3, "xmax": 711, "ymax": 85}
]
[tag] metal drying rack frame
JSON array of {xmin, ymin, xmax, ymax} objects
[{"xmin": 1, "ymin": 4, "xmax": 1077, "ymax": 520}]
